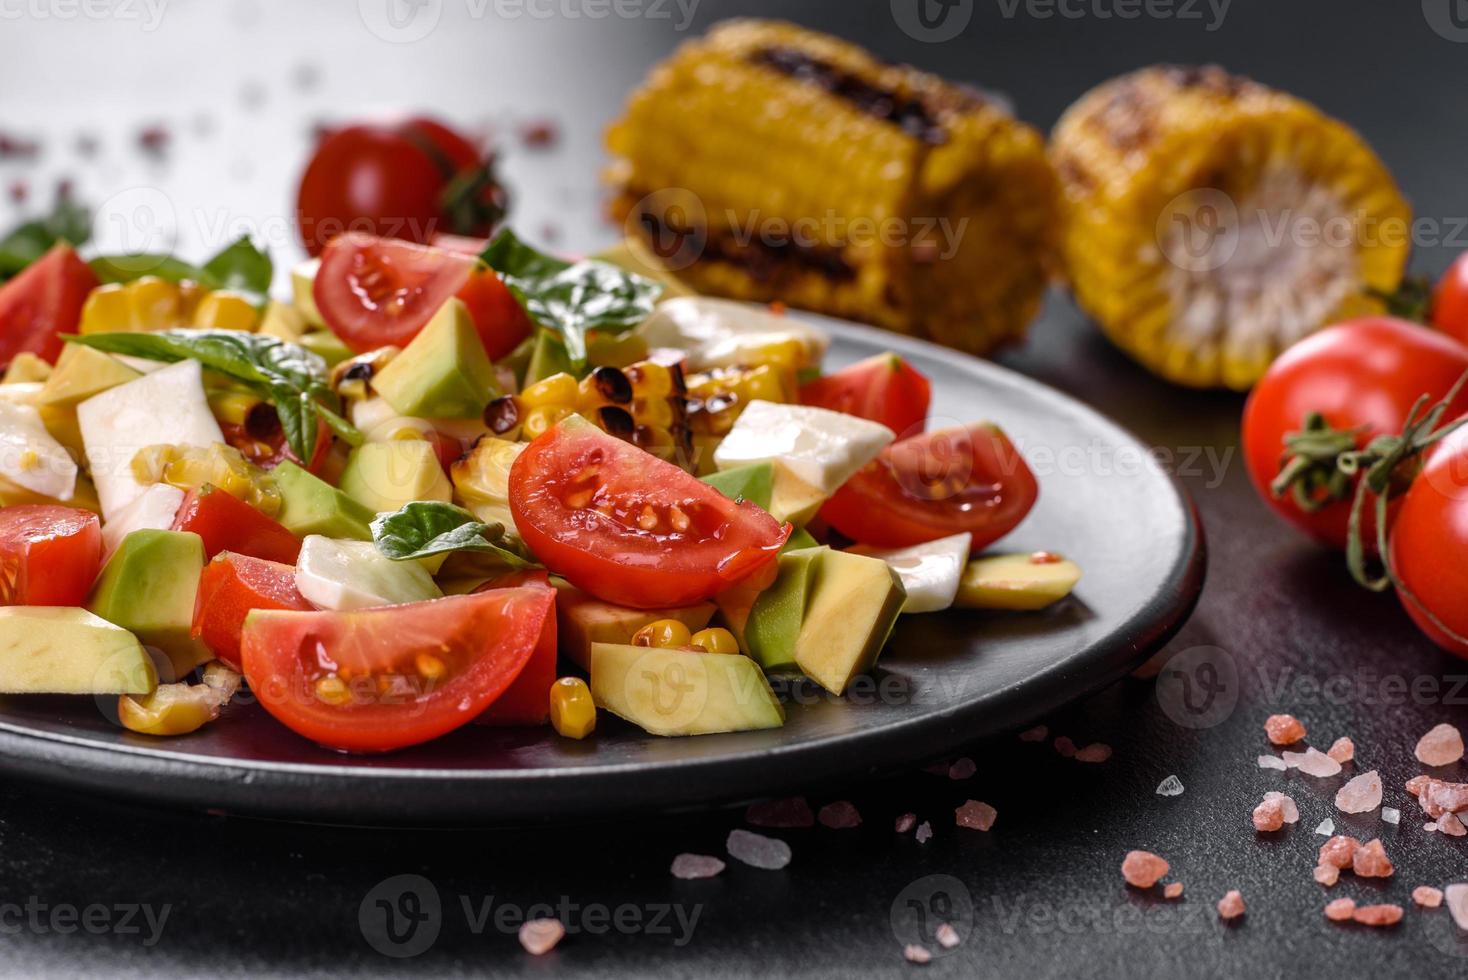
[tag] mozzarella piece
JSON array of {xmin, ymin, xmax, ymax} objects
[
  {"xmin": 77, "ymin": 359, "xmax": 225, "ymax": 519},
  {"xmin": 294, "ymin": 536, "xmax": 442, "ymax": 611},
  {"xmin": 0, "ymin": 400, "xmax": 78, "ymax": 501},
  {"xmin": 850, "ymin": 533, "xmax": 973, "ymax": 614},
  {"xmin": 638, "ymin": 297, "xmax": 829, "ymax": 371},
  {"xmin": 713, "ymin": 400, "xmax": 894, "ymax": 495},
  {"xmin": 101, "ymin": 483, "xmax": 185, "ymax": 558}
]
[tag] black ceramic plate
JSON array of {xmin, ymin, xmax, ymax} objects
[{"xmin": 0, "ymin": 315, "xmax": 1204, "ymax": 824}]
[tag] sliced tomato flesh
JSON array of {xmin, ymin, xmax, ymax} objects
[
  {"xmin": 799, "ymin": 352, "xmax": 931, "ymax": 438},
  {"xmin": 240, "ymin": 587, "xmax": 554, "ymax": 753},
  {"xmin": 509, "ymin": 419, "xmax": 789, "ymax": 609},
  {"xmin": 192, "ymin": 552, "xmax": 313, "ymax": 672},
  {"xmin": 0, "ymin": 505, "xmax": 103, "ymax": 606},
  {"xmin": 455, "ymin": 266, "xmax": 533, "ymax": 360},
  {"xmin": 822, "ymin": 423, "xmax": 1038, "ymax": 549},
  {"xmin": 0, "ymin": 243, "xmax": 98, "ymax": 366},
  {"xmin": 313, "ymin": 233, "xmax": 475, "ymax": 353},
  {"xmin": 474, "ymin": 570, "xmax": 556, "ymax": 727},
  {"xmin": 172, "ymin": 484, "xmax": 302, "ymax": 565}
]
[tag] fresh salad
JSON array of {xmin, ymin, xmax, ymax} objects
[{"xmin": 0, "ymin": 227, "xmax": 1080, "ymax": 753}]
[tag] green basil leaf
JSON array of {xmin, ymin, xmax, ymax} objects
[
  {"xmin": 482, "ymin": 228, "xmax": 661, "ymax": 373},
  {"xmin": 89, "ymin": 253, "xmax": 207, "ymax": 286},
  {"xmin": 371, "ymin": 501, "xmax": 535, "ymax": 566},
  {"xmin": 201, "ymin": 236, "xmax": 272, "ymax": 301},
  {"xmin": 0, "ymin": 199, "xmax": 91, "ymax": 278}
]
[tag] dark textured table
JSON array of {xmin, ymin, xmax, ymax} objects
[{"xmin": 3, "ymin": 2, "xmax": 1467, "ymax": 977}]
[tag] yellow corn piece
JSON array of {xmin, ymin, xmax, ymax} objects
[
  {"xmin": 192, "ymin": 290, "xmax": 260, "ymax": 331},
  {"xmin": 687, "ymin": 364, "xmax": 793, "ymax": 436},
  {"xmin": 690, "ymin": 627, "xmax": 739, "ymax": 654},
  {"xmin": 519, "ymin": 372, "xmax": 580, "ymax": 410},
  {"xmin": 118, "ymin": 683, "xmax": 221, "ymax": 736},
  {"xmin": 549, "ymin": 677, "xmax": 597, "ymax": 739},
  {"xmin": 633, "ymin": 618, "xmax": 694, "ymax": 649},
  {"xmin": 78, "ymin": 283, "xmax": 135, "ymax": 334},
  {"xmin": 131, "ymin": 443, "xmax": 281, "ymax": 515},
  {"xmin": 126, "ymin": 276, "xmax": 184, "ymax": 331}
]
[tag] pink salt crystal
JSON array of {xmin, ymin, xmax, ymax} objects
[
  {"xmin": 1324, "ymin": 898, "xmax": 1356, "ymax": 922},
  {"xmin": 1334, "ymin": 771, "xmax": 1383, "ymax": 814},
  {"xmin": 1018, "ymin": 725, "xmax": 1048, "ymax": 743},
  {"xmin": 1352, "ymin": 839, "xmax": 1394, "ymax": 878},
  {"xmin": 1351, "ymin": 904, "xmax": 1403, "ymax": 927},
  {"xmin": 1054, "ymin": 736, "xmax": 1077, "ymax": 758},
  {"xmin": 1414, "ymin": 723, "xmax": 1465, "ymax": 767},
  {"xmin": 1405, "ymin": 774, "xmax": 1430, "ymax": 797},
  {"xmin": 1216, "ymin": 890, "xmax": 1245, "ymax": 920},
  {"xmin": 1425, "ymin": 822, "xmax": 1439, "ymax": 833},
  {"xmin": 935, "ymin": 923, "xmax": 960, "ymax": 949},
  {"xmin": 1252, "ymin": 797, "xmax": 1285, "ymax": 832},
  {"xmin": 518, "ymin": 918, "xmax": 565, "ymax": 955},
  {"xmin": 1446, "ymin": 884, "xmax": 1468, "ymax": 931},
  {"xmin": 746, "ymin": 797, "xmax": 815, "ymax": 829},
  {"xmin": 895, "ymin": 813, "xmax": 917, "ymax": 834},
  {"xmin": 1318, "ymin": 835, "xmax": 1360, "ymax": 869},
  {"xmin": 1412, "ymin": 886, "xmax": 1443, "ymax": 909},
  {"xmin": 726, "ymin": 829, "xmax": 792, "ymax": 870},
  {"xmin": 955, "ymin": 800, "xmax": 997, "ymax": 831},
  {"xmin": 1121, "ymin": 850, "xmax": 1169, "ymax": 888},
  {"xmin": 1257, "ymin": 755, "xmax": 1287, "ymax": 771},
  {"xmin": 915, "ymin": 821, "xmax": 933, "ymax": 843},
  {"xmin": 1263, "ymin": 791, "xmax": 1299, "ymax": 824},
  {"xmin": 1285, "ymin": 747, "xmax": 1342, "ymax": 777},
  {"xmin": 1326, "ymin": 737, "xmax": 1354, "ymax": 764},
  {"xmin": 1313, "ymin": 865, "xmax": 1339, "ymax": 887},
  {"xmin": 1164, "ymin": 882, "xmax": 1184, "ymax": 899},
  {"xmin": 819, "ymin": 801, "xmax": 862, "ymax": 830},
  {"xmin": 1075, "ymin": 743, "xmax": 1113, "ymax": 764},
  {"xmin": 1264, "ymin": 714, "xmax": 1306, "ymax": 746},
  {"xmin": 903, "ymin": 944, "xmax": 932, "ymax": 965},
  {"xmin": 1421, "ymin": 778, "xmax": 1468, "ymax": 817},
  {"xmin": 1438, "ymin": 811, "xmax": 1467, "ymax": 837},
  {"xmin": 948, "ymin": 757, "xmax": 976, "ymax": 780},
  {"xmin": 670, "ymin": 854, "xmax": 726, "ymax": 880}
]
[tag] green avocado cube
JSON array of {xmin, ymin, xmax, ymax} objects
[
  {"xmin": 272, "ymin": 461, "xmax": 376, "ymax": 540},
  {"xmin": 87, "ymin": 529, "xmax": 208, "ymax": 681},
  {"xmin": 701, "ymin": 463, "xmax": 774, "ymax": 510},
  {"xmin": 372, "ymin": 298, "xmax": 499, "ymax": 419}
]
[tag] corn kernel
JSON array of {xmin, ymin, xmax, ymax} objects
[
  {"xmin": 519, "ymin": 372, "xmax": 579, "ymax": 410},
  {"xmin": 117, "ymin": 683, "xmax": 220, "ymax": 736},
  {"xmin": 633, "ymin": 618, "xmax": 693, "ymax": 649},
  {"xmin": 130, "ymin": 442, "xmax": 281, "ymax": 516},
  {"xmin": 549, "ymin": 676, "xmax": 596, "ymax": 739},
  {"xmin": 690, "ymin": 627, "xmax": 740, "ymax": 655},
  {"xmin": 522, "ymin": 405, "xmax": 570, "ymax": 441},
  {"xmin": 176, "ymin": 281, "xmax": 205, "ymax": 322},
  {"xmin": 625, "ymin": 361, "xmax": 675, "ymax": 399},
  {"xmin": 78, "ymin": 283, "xmax": 133, "ymax": 334},
  {"xmin": 634, "ymin": 396, "xmax": 674, "ymax": 428},
  {"xmin": 193, "ymin": 290, "xmax": 260, "ymax": 331},
  {"xmin": 17, "ymin": 449, "xmax": 39, "ymax": 472},
  {"xmin": 126, "ymin": 276, "xmax": 184, "ymax": 331}
]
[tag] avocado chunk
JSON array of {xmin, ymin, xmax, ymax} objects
[
  {"xmin": 701, "ymin": 462, "xmax": 774, "ymax": 510},
  {"xmin": 793, "ymin": 549, "xmax": 906, "ymax": 695},
  {"xmin": 291, "ymin": 258, "xmax": 325, "ymax": 328},
  {"xmin": 783, "ymin": 526, "xmax": 819, "ymax": 552},
  {"xmin": 768, "ymin": 465, "xmax": 829, "ymax": 526},
  {"xmin": 339, "ymin": 441, "xmax": 453, "ymax": 514},
  {"xmin": 554, "ymin": 582, "xmax": 715, "ymax": 669},
  {"xmin": 955, "ymin": 553, "xmax": 1082, "ymax": 611},
  {"xmin": 745, "ymin": 546, "xmax": 825, "ymax": 672},
  {"xmin": 524, "ymin": 330, "xmax": 573, "ymax": 386},
  {"xmin": 372, "ymin": 298, "xmax": 499, "ymax": 419},
  {"xmin": 589, "ymin": 642, "xmax": 784, "ymax": 736},
  {"xmin": 258, "ymin": 301, "xmax": 308, "ymax": 342},
  {"xmin": 87, "ymin": 529, "xmax": 209, "ymax": 681},
  {"xmin": 0, "ymin": 607, "xmax": 157, "ymax": 694},
  {"xmin": 298, "ymin": 331, "xmax": 353, "ymax": 367},
  {"xmin": 272, "ymin": 460, "xmax": 375, "ymax": 540},
  {"xmin": 2, "ymin": 353, "xmax": 51, "ymax": 385},
  {"xmin": 38, "ymin": 345, "xmax": 143, "ymax": 408}
]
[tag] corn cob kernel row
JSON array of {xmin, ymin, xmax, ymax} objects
[{"xmin": 80, "ymin": 277, "xmax": 260, "ymax": 334}]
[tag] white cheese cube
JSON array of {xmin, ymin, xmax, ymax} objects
[
  {"xmin": 713, "ymin": 400, "xmax": 894, "ymax": 495},
  {"xmin": 101, "ymin": 483, "xmax": 186, "ymax": 558},
  {"xmin": 638, "ymin": 297, "xmax": 829, "ymax": 371},
  {"xmin": 294, "ymin": 536, "xmax": 442, "ymax": 611},
  {"xmin": 850, "ymin": 533, "xmax": 973, "ymax": 614},
  {"xmin": 0, "ymin": 400, "xmax": 78, "ymax": 501}
]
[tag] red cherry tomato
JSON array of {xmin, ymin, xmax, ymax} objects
[
  {"xmin": 0, "ymin": 505, "xmax": 102, "ymax": 606},
  {"xmin": 821, "ymin": 423, "xmax": 1038, "ymax": 549},
  {"xmin": 799, "ymin": 352, "xmax": 931, "ymax": 438},
  {"xmin": 1432, "ymin": 252, "xmax": 1468, "ymax": 347},
  {"xmin": 454, "ymin": 266, "xmax": 534, "ymax": 360},
  {"xmin": 474, "ymin": 570, "xmax": 556, "ymax": 727},
  {"xmin": 192, "ymin": 552, "xmax": 313, "ymax": 672},
  {"xmin": 1242, "ymin": 318, "xmax": 1468, "ymax": 550},
  {"xmin": 0, "ymin": 243, "xmax": 98, "ymax": 366},
  {"xmin": 509, "ymin": 419, "xmax": 789, "ymax": 609},
  {"xmin": 1388, "ymin": 422, "xmax": 1468, "ymax": 660},
  {"xmin": 171, "ymin": 485, "xmax": 302, "ymax": 565},
  {"xmin": 313, "ymin": 234, "xmax": 475, "ymax": 353},
  {"xmin": 241, "ymin": 587, "xmax": 554, "ymax": 753}
]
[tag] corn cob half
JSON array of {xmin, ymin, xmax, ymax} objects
[
  {"xmin": 605, "ymin": 19, "xmax": 1058, "ymax": 356},
  {"xmin": 1051, "ymin": 65, "xmax": 1411, "ymax": 389}
]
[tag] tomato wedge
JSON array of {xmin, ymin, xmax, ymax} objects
[
  {"xmin": 474, "ymin": 570, "xmax": 556, "ymax": 726},
  {"xmin": 241, "ymin": 587, "xmax": 554, "ymax": 752},
  {"xmin": 510, "ymin": 419, "xmax": 789, "ymax": 608},
  {"xmin": 455, "ymin": 266, "xmax": 533, "ymax": 360},
  {"xmin": 822, "ymin": 423, "xmax": 1038, "ymax": 549},
  {"xmin": 172, "ymin": 484, "xmax": 302, "ymax": 564},
  {"xmin": 192, "ymin": 552, "xmax": 313, "ymax": 671},
  {"xmin": 314, "ymin": 233, "xmax": 475, "ymax": 353},
  {"xmin": 0, "ymin": 243, "xmax": 98, "ymax": 366},
  {"xmin": 800, "ymin": 352, "xmax": 931, "ymax": 438},
  {"xmin": 0, "ymin": 505, "xmax": 103, "ymax": 606}
]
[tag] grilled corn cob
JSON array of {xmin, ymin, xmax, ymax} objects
[
  {"xmin": 1050, "ymin": 65, "xmax": 1411, "ymax": 390},
  {"xmin": 606, "ymin": 19, "xmax": 1058, "ymax": 356}
]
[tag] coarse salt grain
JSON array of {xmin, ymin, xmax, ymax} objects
[
  {"xmin": 1313, "ymin": 865, "xmax": 1339, "ymax": 887},
  {"xmin": 1252, "ymin": 797, "xmax": 1285, "ymax": 832},
  {"xmin": 915, "ymin": 821, "xmax": 933, "ymax": 844},
  {"xmin": 1156, "ymin": 775, "xmax": 1185, "ymax": 797},
  {"xmin": 1258, "ymin": 755, "xmax": 1288, "ymax": 771},
  {"xmin": 1075, "ymin": 743, "xmax": 1113, "ymax": 764},
  {"xmin": 955, "ymin": 800, "xmax": 997, "ymax": 831},
  {"xmin": 1414, "ymin": 723, "xmax": 1465, "ymax": 767},
  {"xmin": 1324, "ymin": 898, "xmax": 1356, "ymax": 921},
  {"xmin": 1335, "ymin": 770, "xmax": 1383, "ymax": 814},
  {"xmin": 1326, "ymin": 737, "xmax": 1355, "ymax": 764},
  {"xmin": 819, "ymin": 801, "xmax": 862, "ymax": 830},
  {"xmin": 1352, "ymin": 839, "xmax": 1394, "ymax": 878},
  {"xmin": 1054, "ymin": 736, "xmax": 1077, "ymax": 758},
  {"xmin": 1381, "ymin": 806, "xmax": 1400, "ymax": 825},
  {"xmin": 903, "ymin": 944, "xmax": 932, "ymax": 964},
  {"xmin": 726, "ymin": 829, "xmax": 792, "ymax": 870},
  {"xmin": 1264, "ymin": 791, "xmax": 1299, "ymax": 824},
  {"xmin": 1018, "ymin": 725, "xmax": 1048, "ymax": 743},
  {"xmin": 1265, "ymin": 714, "xmax": 1306, "ymax": 746},
  {"xmin": 1410, "ymin": 777, "xmax": 1468, "ymax": 818},
  {"xmin": 1352, "ymin": 904, "xmax": 1403, "ymax": 927},
  {"xmin": 1412, "ymin": 886, "xmax": 1443, "ymax": 908},
  {"xmin": 1217, "ymin": 890, "xmax": 1245, "ymax": 920},
  {"xmin": 1439, "ymin": 812, "xmax": 1467, "ymax": 837},
  {"xmin": 1315, "ymin": 818, "xmax": 1335, "ymax": 836},
  {"xmin": 1284, "ymin": 747, "xmax": 1342, "ymax": 778},
  {"xmin": 896, "ymin": 813, "xmax": 917, "ymax": 834},
  {"xmin": 746, "ymin": 797, "xmax": 815, "ymax": 829},
  {"xmin": 1164, "ymin": 882, "xmax": 1184, "ymax": 899},
  {"xmin": 1445, "ymin": 884, "xmax": 1468, "ymax": 931},
  {"xmin": 670, "ymin": 853, "xmax": 725, "ymax": 880},
  {"xmin": 1121, "ymin": 850, "xmax": 1169, "ymax": 888},
  {"xmin": 519, "ymin": 918, "xmax": 565, "ymax": 955},
  {"xmin": 935, "ymin": 923, "xmax": 960, "ymax": 949},
  {"xmin": 948, "ymin": 757, "xmax": 977, "ymax": 780},
  {"xmin": 1318, "ymin": 835, "xmax": 1360, "ymax": 869}
]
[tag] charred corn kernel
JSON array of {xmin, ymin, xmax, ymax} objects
[
  {"xmin": 117, "ymin": 683, "xmax": 221, "ymax": 736},
  {"xmin": 1052, "ymin": 65, "xmax": 1410, "ymax": 390},
  {"xmin": 689, "ymin": 627, "xmax": 739, "ymax": 655},
  {"xmin": 625, "ymin": 360, "xmax": 675, "ymax": 399},
  {"xmin": 634, "ymin": 396, "xmax": 674, "ymax": 429},
  {"xmin": 131, "ymin": 443, "xmax": 281, "ymax": 516},
  {"xmin": 331, "ymin": 347, "xmax": 399, "ymax": 402},
  {"xmin": 78, "ymin": 283, "xmax": 134, "ymax": 334},
  {"xmin": 315, "ymin": 676, "xmax": 352, "ymax": 706},
  {"xmin": 126, "ymin": 276, "xmax": 184, "ymax": 331},
  {"xmin": 522, "ymin": 405, "xmax": 571, "ymax": 441},
  {"xmin": 3, "ymin": 353, "xmax": 51, "ymax": 384},
  {"xmin": 549, "ymin": 676, "xmax": 597, "ymax": 739},
  {"xmin": 519, "ymin": 372, "xmax": 580, "ymax": 410},
  {"xmin": 607, "ymin": 19, "xmax": 1058, "ymax": 356},
  {"xmin": 176, "ymin": 281, "xmax": 205, "ymax": 322},
  {"xmin": 633, "ymin": 618, "xmax": 694, "ymax": 649},
  {"xmin": 192, "ymin": 289, "xmax": 260, "ymax": 331},
  {"xmin": 687, "ymin": 364, "xmax": 794, "ymax": 436},
  {"xmin": 206, "ymin": 387, "xmax": 265, "ymax": 427}
]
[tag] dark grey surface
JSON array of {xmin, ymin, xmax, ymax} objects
[{"xmin": 2, "ymin": 1, "xmax": 1467, "ymax": 977}]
